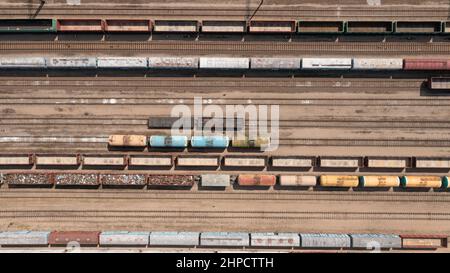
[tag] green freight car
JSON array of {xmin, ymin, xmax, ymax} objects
[{"xmin": 0, "ymin": 19, "xmax": 57, "ymax": 32}]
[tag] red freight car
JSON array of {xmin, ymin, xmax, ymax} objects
[
  {"xmin": 49, "ymin": 231, "xmax": 100, "ymax": 246},
  {"xmin": 238, "ymin": 174, "xmax": 276, "ymax": 186},
  {"xmin": 57, "ymin": 19, "xmax": 104, "ymax": 32},
  {"xmin": 403, "ymin": 59, "xmax": 450, "ymax": 70},
  {"xmin": 400, "ymin": 234, "xmax": 448, "ymax": 249},
  {"xmin": 104, "ymin": 19, "xmax": 152, "ymax": 32}
]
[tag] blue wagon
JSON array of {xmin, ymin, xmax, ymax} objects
[
  {"xmin": 149, "ymin": 135, "xmax": 188, "ymax": 148},
  {"xmin": 190, "ymin": 136, "xmax": 229, "ymax": 148}
]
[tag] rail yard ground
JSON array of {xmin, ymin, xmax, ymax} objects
[{"xmin": 0, "ymin": 0, "xmax": 450, "ymax": 253}]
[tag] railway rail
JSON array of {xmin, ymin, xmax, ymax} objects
[{"xmin": 0, "ymin": 41, "xmax": 449, "ymax": 55}]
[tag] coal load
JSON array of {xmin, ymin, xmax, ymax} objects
[{"xmin": 148, "ymin": 175, "xmax": 194, "ymax": 186}]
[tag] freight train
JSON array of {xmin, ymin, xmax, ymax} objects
[
  {"xmin": 2, "ymin": 56, "xmax": 450, "ymax": 71},
  {"xmin": 0, "ymin": 230, "xmax": 446, "ymax": 250},
  {"xmin": 0, "ymin": 19, "xmax": 449, "ymax": 35},
  {"xmin": 1, "ymin": 173, "xmax": 449, "ymax": 189}
]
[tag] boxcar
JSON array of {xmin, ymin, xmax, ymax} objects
[
  {"xmin": 297, "ymin": 21, "xmax": 344, "ymax": 34},
  {"xmin": 0, "ymin": 231, "xmax": 50, "ymax": 246},
  {"xmin": 200, "ymin": 232, "xmax": 249, "ymax": 247},
  {"xmin": 201, "ymin": 20, "xmax": 246, "ymax": 33},
  {"xmin": 271, "ymin": 156, "xmax": 314, "ymax": 168},
  {"xmin": 0, "ymin": 57, "xmax": 47, "ymax": 69},
  {"xmin": 100, "ymin": 174, "xmax": 147, "ymax": 186},
  {"xmin": 249, "ymin": 21, "xmax": 295, "ymax": 33},
  {"xmin": 395, "ymin": 21, "xmax": 441, "ymax": 34},
  {"xmin": 47, "ymin": 57, "xmax": 97, "ymax": 69},
  {"xmin": 279, "ymin": 175, "xmax": 317, "ymax": 187},
  {"xmin": 100, "ymin": 231, "xmax": 150, "ymax": 246},
  {"xmin": 147, "ymin": 175, "xmax": 195, "ymax": 187},
  {"xmin": 231, "ymin": 137, "xmax": 270, "ymax": 148},
  {"xmin": 153, "ymin": 20, "xmax": 199, "ymax": 32},
  {"xmin": 352, "ymin": 58, "xmax": 403, "ymax": 70},
  {"xmin": 150, "ymin": 232, "xmax": 199, "ymax": 246},
  {"xmin": 400, "ymin": 176, "xmax": 444, "ymax": 188},
  {"xmin": 104, "ymin": 19, "xmax": 151, "ymax": 32},
  {"xmin": 97, "ymin": 57, "xmax": 147, "ymax": 69},
  {"xmin": 350, "ymin": 234, "xmax": 401, "ymax": 249},
  {"xmin": 57, "ymin": 19, "xmax": 104, "ymax": 32},
  {"xmin": 319, "ymin": 175, "xmax": 359, "ymax": 187},
  {"xmin": 250, "ymin": 233, "xmax": 300, "ymax": 247},
  {"xmin": 346, "ymin": 21, "xmax": 393, "ymax": 34},
  {"xmin": 403, "ymin": 59, "xmax": 450, "ymax": 70},
  {"xmin": 176, "ymin": 156, "xmax": 219, "ymax": 167},
  {"xmin": 148, "ymin": 57, "xmax": 199, "ymax": 69},
  {"xmin": 428, "ymin": 77, "xmax": 450, "ymax": 89},
  {"xmin": 300, "ymin": 233, "xmax": 351, "ymax": 248},
  {"xmin": 201, "ymin": 174, "xmax": 230, "ymax": 187},
  {"xmin": 415, "ymin": 157, "xmax": 450, "ymax": 168},
  {"xmin": 359, "ymin": 176, "xmax": 400, "ymax": 187},
  {"xmin": 108, "ymin": 135, "xmax": 147, "ymax": 147},
  {"xmin": 82, "ymin": 155, "xmax": 126, "ymax": 166},
  {"xmin": 4, "ymin": 173, "xmax": 53, "ymax": 186},
  {"xmin": 250, "ymin": 57, "xmax": 301, "ymax": 70},
  {"xmin": 0, "ymin": 19, "xmax": 57, "ymax": 32},
  {"xmin": 149, "ymin": 135, "xmax": 188, "ymax": 148},
  {"xmin": 302, "ymin": 58, "xmax": 352, "ymax": 70},
  {"xmin": 237, "ymin": 174, "xmax": 276, "ymax": 186},
  {"xmin": 128, "ymin": 155, "xmax": 173, "ymax": 167},
  {"xmin": 199, "ymin": 57, "xmax": 249, "ymax": 69},
  {"xmin": 54, "ymin": 173, "xmax": 99, "ymax": 186},
  {"xmin": 49, "ymin": 231, "xmax": 100, "ymax": 246},
  {"xmin": 190, "ymin": 136, "xmax": 229, "ymax": 148}
]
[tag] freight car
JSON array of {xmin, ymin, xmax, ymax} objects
[
  {"xmin": 352, "ymin": 58, "xmax": 403, "ymax": 70},
  {"xmin": 201, "ymin": 20, "xmax": 246, "ymax": 33},
  {"xmin": 0, "ymin": 231, "xmax": 50, "ymax": 246},
  {"xmin": 0, "ymin": 57, "xmax": 47, "ymax": 69},
  {"xmin": 100, "ymin": 174, "xmax": 147, "ymax": 186},
  {"xmin": 35, "ymin": 154, "xmax": 80, "ymax": 166},
  {"xmin": 359, "ymin": 176, "xmax": 400, "ymax": 187},
  {"xmin": 149, "ymin": 232, "xmax": 199, "ymax": 246},
  {"xmin": 0, "ymin": 19, "xmax": 57, "ymax": 32},
  {"xmin": 400, "ymin": 176, "xmax": 446, "ymax": 188},
  {"xmin": 319, "ymin": 175, "xmax": 359, "ymax": 187},
  {"xmin": 56, "ymin": 19, "xmax": 104, "ymax": 32},
  {"xmin": 250, "ymin": 57, "xmax": 301, "ymax": 70},
  {"xmin": 297, "ymin": 21, "xmax": 344, "ymax": 34},
  {"xmin": 199, "ymin": 57, "xmax": 249, "ymax": 69},
  {"xmin": 47, "ymin": 57, "xmax": 97, "ymax": 69},
  {"xmin": 237, "ymin": 174, "xmax": 276, "ymax": 186},
  {"xmin": 200, "ymin": 174, "xmax": 231, "ymax": 187},
  {"xmin": 200, "ymin": 232, "xmax": 249, "ymax": 247},
  {"xmin": 104, "ymin": 19, "xmax": 152, "ymax": 32},
  {"xmin": 147, "ymin": 175, "xmax": 195, "ymax": 187},
  {"xmin": 176, "ymin": 156, "xmax": 220, "ymax": 167},
  {"xmin": 49, "ymin": 231, "xmax": 100, "ymax": 246},
  {"xmin": 250, "ymin": 233, "xmax": 300, "ymax": 248},
  {"xmin": 108, "ymin": 135, "xmax": 147, "ymax": 147},
  {"xmin": 100, "ymin": 231, "xmax": 150, "ymax": 246},
  {"xmin": 223, "ymin": 156, "xmax": 267, "ymax": 168},
  {"xmin": 128, "ymin": 155, "xmax": 173, "ymax": 167},
  {"xmin": 279, "ymin": 175, "xmax": 317, "ymax": 187},
  {"xmin": 97, "ymin": 57, "xmax": 148, "ymax": 69},
  {"xmin": 231, "ymin": 137, "xmax": 270, "ymax": 148},
  {"xmin": 428, "ymin": 77, "xmax": 450, "ymax": 89},
  {"xmin": 82, "ymin": 155, "xmax": 127, "ymax": 167},
  {"xmin": 149, "ymin": 136, "xmax": 188, "ymax": 148},
  {"xmin": 249, "ymin": 21, "xmax": 296, "ymax": 33},
  {"xmin": 404, "ymin": 59, "xmax": 450, "ymax": 70},
  {"xmin": 302, "ymin": 58, "xmax": 352, "ymax": 70},
  {"xmin": 153, "ymin": 20, "xmax": 199, "ymax": 32},
  {"xmin": 148, "ymin": 57, "xmax": 199, "ymax": 69},
  {"xmin": 190, "ymin": 136, "xmax": 229, "ymax": 148},
  {"xmin": 300, "ymin": 233, "xmax": 351, "ymax": 248}
]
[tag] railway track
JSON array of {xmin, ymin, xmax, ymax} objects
[
  {"xmin": 0, "ymin": 210, "xmax": 449, "ymax": 221},
  {"xmin": 0, "ymin": 41, "xmax": 449, "ymax": 55},
  {"xmin": 1, "ymin": 6, "xmax": 449, "ymax": 20}
]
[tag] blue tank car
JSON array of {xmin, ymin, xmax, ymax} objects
[
  {"xmin": 190, "ymin": 136, "xmax": 229, "ymax": 148},
  {"xmin": 149, "ymin": 135, "xmax": 188, "ymax": 148}
]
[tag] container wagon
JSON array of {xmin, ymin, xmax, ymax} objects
[
  {"xmin": 147, "ymin": 175, "xmax": 195, "ymax": 187},
  {"xmin": 415, "ymin": 157, "xmax": 450, "ymax": 168},
  {"xmin": 97, "ymin": 57, "xmax": 147, "ymax": 69},
  {"xmin": 350, "ymin": 234, "xmax": 402, "ymax": 249},
  {"xmin": 237, "ymin": 174, "xmax": 276, "ymax": 186},
  {"xmin": 400, "ymin": 176, "xmax": 445, "ymax": 188},
  {"xmin": 250, "ymin": 57, "xmax": 301, "ymax": 70},
  {"xmin": 176, "ymin": 156, "xmax": 219, "ymax": 167},
  {"xmin": 302, "ymin": 58, "xmax": 352, "ymax": 70},
  {"xmin": 0, "ymin": 19, "xmax": 57, "ymax": 32},
  {"xmin": 49, "ymin": 231, "xmax": 100, "ymax": 246},
  {"xmin": 0, "ymin": 231, "xmax": 50, "ymax": 246},
  {"xmin": 108, "ymin": 135, "xmax": 147, "ymax": 147},
  {"xmin": 400, "ymin": 235, "xmax": 448, "ymax": 249},
  {"xmin": 54, "ymin": 173, "xmax": 99, "ymax": 186},
  {"xmin": 297, "ymin": 21, "xmax": 344, "ymax": 34},
  {"xmin": 300, "ymin": 233, "xmax": 351, "ymax": 248},
  {"xmin": 190, "ymin": 136, "xmax": 229, "ymax": 148},
  {"xmin": 279, "ymin": 175, "xmax": 317, "ymax": 187},
  {"xmin": 319, "ymin": 175, "xmax": 359, "ymax": 187},
  {"xmin": 57, "ymin": 19, "xmax": 104, "ymax": 32},
  {"xmin": 346, "ymin": 21, "xmax": 393, "ymax": 34},
  {"xmin": 200, "ymin": 232, "xmax": 249, "ymax": 247},
  {"xmin": 359, "ymin": 176, "xmax": 400, "ymax": 187},
  {"xmin": 249, "ymin": 21, "xmax": 296, "ymax": 33},
  {"xmin": 395, "ymin": 21, "xmax": 441, "ymax": 34},
  {"xmin": 148, "ymin": 57, "xmax": 199, "ymax": 69},
  {"xmin": 150, "ymin": 232, "xmax": 199, "ymax": 246},
  {"xmin": 223, "ymin": 156, "xmax": 266, "ymax": 168},
  {"xmin": 100, "ymin": 174, "xmax": 147, "ymax": 186},
  {"xmin": 201, "ymin": 21, "xmax": 246, "ymax": 33},
  {"xmin": 352, "ymin": 58, "xmax": 403, "ymax": 70},
  {"xmin": 153, "ymin": 20, "xmax": 199, "ymax": 32},
  {"xmin": 149, "ymin": 135, "xmax": 188, "ymax": 148},
  {"xmin": 128, "ymin": 155, "xmax": 173, "ymax": 167},
  {"xmin": 104, "ymin": 19, "xmax": 151, "ymax": 32},
  {"xmin": 82, "ymin": 155, "xmax": 127, "ymax": 167},
  {"xmin": 199, "ymin": 57, "xmax": 249, "ymax": 69},
  {"xmin": 428, "ymin": 77, "xmax": 450, "ymax": 89},
  {"xmin": 200, "ymin": 174, "xmax": 230, "ymax": 187},
  {"xmin": 231, "ymin": 137, "xmax": 270, "ymax": 148},
  {"xmin": 250, "ymin": 233, "xmax": 300, "ymax": 248},
  {"xmin": 0, "ymin": 57, "xmax": 47, "ymax": 69},
  {"xmin": 271, "ymin": 156, "xmax": 315, "ymax": 168},
  {"xmin": 403, "ymin": 59, "xmax": 450, "ymax": 70},
  {"xmin": 99, "ymin": 231, "xmax": 150, "ymax": 246},
  {"xmin": 47, "ymin": 57, "xmax": 97, "ymax": 69}
]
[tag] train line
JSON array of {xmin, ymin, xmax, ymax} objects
[
  {"xmin": 0, "ymin": 210, "xmax": 449, "ymax": 221},
  {"xmin": 1, "ymin": 6, "xmax": 450, "ymax": 20},
  {"xmin": 0, "ymin": 41, "xmax": 449, "ymax": 55}
]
